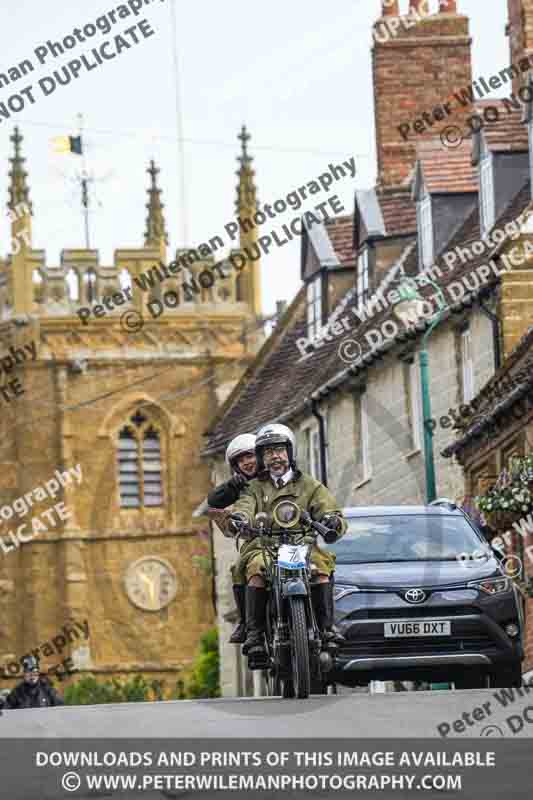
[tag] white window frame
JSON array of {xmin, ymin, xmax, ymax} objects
[
  {"xmin": 356, "ymin": 248, "xmax": 369, "ymax": 307},
  {"xmin": 480, "ymin": 152, "xmax": 495, "ymax": 236},
  {"xmin": 306, "ymin": 275, "xmax": 322, "ymax": 339},
  {"xmin": 409, "ymin": 362, "xmax": 423, "ymax": 451},
  {"xmin": 302, "ymin": 421, "xmax": 322, "ymax": 480},
  {"xmin": 360, "ymin": 393, "xmax": 371, "ymax": 481},
  {"xmin": 461, "ymin": 328, "xmax": 475, "ymax": 403},
  {"xmin": 419, "ymin": 193, "xmax": 434, "ymax": 268}
]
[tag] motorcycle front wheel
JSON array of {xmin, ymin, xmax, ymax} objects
[{"xmin": 289, "ymin": 597, "xmax": 311, "ymax": 699}]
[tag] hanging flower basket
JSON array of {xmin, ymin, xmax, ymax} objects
[{"xmin": 475, "ymin": 454, "xmax": 533, "ymax": 532}]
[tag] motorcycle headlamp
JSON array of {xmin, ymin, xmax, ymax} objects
[
  {"xmin": 272, "ymin": 500, "xmax": 300, "ymax": 528},
  {"xmin": 467, "ymin": 577, "xmax": 512, "ymax": 596}
]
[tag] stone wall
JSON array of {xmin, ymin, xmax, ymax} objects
[{"xmin": 324, "ymin": 308, "xmax": 494, "ymax": 507}]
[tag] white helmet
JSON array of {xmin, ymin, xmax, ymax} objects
[
  {"xmin": 225, "ymin": 433, "xmax": 257, "ymax": 473},
  {"xmin": 255, "ymin": 423, "xmax": 297, "ymax": 471}
]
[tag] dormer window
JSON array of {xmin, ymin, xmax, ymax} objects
[
  {"xmin": 356, "ymin": 248, "xmax": 369, "ymax": 308},
  {"xmin": 480, "ymin": 151, "xmax": 495, "ymax": 236},
  {"xmin": 306, "ymin": 274, "xmax": 322, "ymax": 338},
  {"xmin": 418, "ymin": 191, "xmax": 433, "ymax": 268}
]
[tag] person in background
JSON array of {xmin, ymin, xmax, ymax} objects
[
  {"xmin": 0, "ymin": 655, "xmax": 64, "ymax": 709},
  {"xmin": 207, "ymin": 433, "xmax": 257, "ymax": 644}
]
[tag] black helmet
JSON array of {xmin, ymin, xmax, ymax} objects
[
  {"xmin": 21, "ymin": 655, "xmax": 39, "ymax": 673},
  {"xmin": 255, "ymin": 423, "xmax": 297, "ymax": 472}
]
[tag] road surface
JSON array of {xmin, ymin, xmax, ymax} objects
[{"xmin": 1, "ymin": 687, "xmax": 532, "ymax": 738}]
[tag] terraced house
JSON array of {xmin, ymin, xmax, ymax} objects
[{"xmin": 203, "ymin": 0, "xmax": 533, "ymax": 696}]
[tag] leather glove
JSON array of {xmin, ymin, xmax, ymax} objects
[
  {"xmin": 228, "ymin": 473, "xmax": 246, "ymax": 492},
  {"xmin": 322, "ymin": 513, "xmax": 342, "ymax": 543},
  {"xmin": 228, "ymin": 512, "xmax": 248, "ymax": 535}
]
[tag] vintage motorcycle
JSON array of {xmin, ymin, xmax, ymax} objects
[{"xmin": 234, "ymin": 500, "xmax": 336, "ymax": 699}]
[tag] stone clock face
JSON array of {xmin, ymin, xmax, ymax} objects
[{"xmin": 124, "ymin": 557, "xmax": 178, "ymax": 611}]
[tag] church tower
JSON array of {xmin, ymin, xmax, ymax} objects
[{"xmin": 0, "ymin": 128, "xmax": 262, "ymax": 694}]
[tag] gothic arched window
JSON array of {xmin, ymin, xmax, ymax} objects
[
  {"xmin": 33, "ymin": 269, "xmax": 45, "ymax": 304},
  {"xmin": 84, "ymin": 268, "xmax": 98, "ymax": 304},
  {"xmin": 117, "ymin": 409, "xmax": 163, "ymax": 508},
  {"xmin": 65, "ymin": 268, "xmax": 81, "ymax": 302}
]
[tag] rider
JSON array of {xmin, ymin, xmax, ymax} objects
[
  {"xmin": 227, "ymin": 423, "xmax": 346, "ymax": 661},
  {"xmin": 207, "ymin": 433, "xmax": 257, "ymax": 644},
  {"xmin": 0, "ymin": 655, "xmax": 64, "ymax": 709}
]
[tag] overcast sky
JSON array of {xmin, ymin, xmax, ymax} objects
[{"xmin": 0, "ymin": 0, "xmax": 508, "ymax": 315}]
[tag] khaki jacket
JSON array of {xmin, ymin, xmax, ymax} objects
[{"xmin": 230, "ymin": 470, "xmax": 347, "ymax": 558}]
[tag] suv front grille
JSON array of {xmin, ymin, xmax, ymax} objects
[
  {"xmin": 340, "ymin": 635, "xmax": 493, "ymax": 657},
  {"xmin": 344, "ymin": 606, "xmax": 479, "ymax": 621}
]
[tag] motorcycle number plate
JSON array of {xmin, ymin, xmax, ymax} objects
[{"xmin": 278, "ymin": 544, "xmax": 307, "ymax": 569}]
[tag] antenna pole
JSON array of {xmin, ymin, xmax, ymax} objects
[
  {"xmin": 77, "ymin": 112, "xmax": 90, "ymax": 248},
  {"xmin": 170, "ymin": 0, "xmax": 188, "ymax": 246}
]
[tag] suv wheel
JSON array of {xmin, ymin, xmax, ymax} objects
[{"xmin": 489, "ymin": 663, "xmax": 522, "ymax": 688}]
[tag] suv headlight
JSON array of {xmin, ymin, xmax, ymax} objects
[
  {"xmin": 334, "ymin": 585, "xmax": 360, "ymax": 601},
  {"xmin": 467, "ymin": 577, "xmax": 511, "ymax": 595}
]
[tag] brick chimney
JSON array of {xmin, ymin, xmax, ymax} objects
[
  {"xmin": 373, "ymin": 1, "xmax": 472, "ymax": 188},
  {"xmin": 507, "ymin": 0, "xmax": 533, "ymax": 93}
]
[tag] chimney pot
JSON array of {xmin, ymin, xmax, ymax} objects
[
  {"xmin": 382, "ymin": 0, "xmax": 399, "ymax": 15},
  {"xmin": 410, "ymin": 0, "xmax": 430, "ymax": 12}
]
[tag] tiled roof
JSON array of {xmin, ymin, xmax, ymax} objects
[
  {"xmin": 474, "ymin": 101, "xmax": 529, "ymax": 154},
  {"xmin": 202, "ymin": 284, "xmax": 340, "ymax": 455},
  {"xmin": 325, "ymin": 215, "xmax": 356, "ymax": 268},
  {"xmin": 378, "ymin": 188, "xmax": 417, "ymax": 237},
  {"xmin": 442, "ymin": 326, "xmax": 533, "ymax": 458},
  {"xmin": 203, "ymin": 180, "xmax": 532, "ymax": 456},
  {"xmin": 416, "ymin": 138, "xmax": 478, "ymax": 195}
]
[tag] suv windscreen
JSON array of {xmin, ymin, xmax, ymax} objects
[{"xmin": 324, "ymin": 515, "xmax": 487, "ymax": 564}]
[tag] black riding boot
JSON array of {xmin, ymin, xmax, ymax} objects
[
  {"xmin": 242, "ymin": 586, "xmax": 267, "ymax": 655},
  {"xmin": 229, "ymin": 585, "xmax": 247, "ymax": 644},
  {"xmin": 312, "ymin": 583, "xmax": 345, "ymax": 645}
]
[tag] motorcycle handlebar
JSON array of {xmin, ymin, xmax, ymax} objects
[
  {"xmin": 234, "ymin": 507, "xmax": 334, "ymax": 538},
  {"xmin": 233, "ymin": 518, "xmax": 319, "ymax": 539},
  {"xmin": 299, "ymin": 510, "xmax": 330, "ymax": 538}
]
